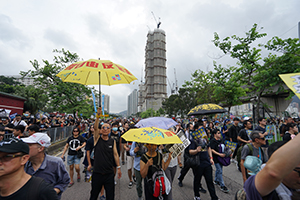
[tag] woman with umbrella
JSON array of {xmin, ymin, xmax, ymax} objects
[{"xmin": 140, "ymin": 143, "xmax": 172, "ymax": 200}]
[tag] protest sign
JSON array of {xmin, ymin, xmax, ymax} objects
[
  {"xmin": 246, "ymin": 130, "xmax": 252, "ymax": 140},
  {"xmin": 190, "ymin": 127, "xmax": 207, "ymax": 140},
  {"xmin": 265, "ymin": 125, "xmax": 274, "ymax": 140},
  {"xmin": 168, "ymin": 130, "xmax": 191, "ymax": 159},
  {"xmin": 224, "ymin": 140, "xmax": 237, "ymax": 154}
]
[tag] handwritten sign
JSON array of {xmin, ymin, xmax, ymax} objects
[{"xmin": 224, "ymin": 140, "xmax": 237, "ymax": 153}]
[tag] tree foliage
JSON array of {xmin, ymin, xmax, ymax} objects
[
  {"xmin": 0, "ymin": 76, "xmax": 21, "ymax": 94},
  {"xmin": 162, "ymin": 23, "xmax": 300, "ymax": 118},
  {"xmin": 20, "ymin": 49, "xmax": 93, "ymax": 116}
]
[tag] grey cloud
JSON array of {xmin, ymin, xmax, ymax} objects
[
  {"xmin": 44, "ymin": 29, "xmax": 77, "ymax": 50},
  {"xmin": 0, "ymin": 14, "xmax": 31, "ymax": 49}
]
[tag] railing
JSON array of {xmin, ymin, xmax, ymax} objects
[{"xmin": 46, "ymin": 126, "xmax": 75, "ymax": 144}]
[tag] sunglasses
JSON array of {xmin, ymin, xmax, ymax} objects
[
  {"xmin": 73, "ymin": 130, "xmax": 79, "ymax": 132},
  {"xmin": 0, "ymin": 154, "xmax": 24, "ymax": 163},
  {"xmin": 102, "ymin": 127, "xmax": 110, "ymax": 130},
  {"xmin": 293, "ymin": 169, "xmax": 300, "ymax": 177},
  {"xmin": 257, "ymin": 137, "xmax": 265, "ymax": 140}
]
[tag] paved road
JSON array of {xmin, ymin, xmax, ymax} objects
[{"xmin": 58, "ymin": 152, "xmax": 243, "ymax": 200}]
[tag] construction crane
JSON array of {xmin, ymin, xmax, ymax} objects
[
  {"xmin": 167, "ymin": 69, "xmax": 179, "ymax": 95},
  {"xmin": 151, "ymin": 11, "xmax": 161, "ymax": 29}
]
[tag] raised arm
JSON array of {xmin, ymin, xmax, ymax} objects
[
  {"xmin": 255, "ymin": 135, "xmax": 300, "ymax": 196},
  {"xmin": 94, "ymin": 107, "xmax": 101, "ymax": 145}
]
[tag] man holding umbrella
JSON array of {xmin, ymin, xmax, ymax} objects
[{"xmin": 89, "ymin": 107, "xmax": 122, "ymax": 200}]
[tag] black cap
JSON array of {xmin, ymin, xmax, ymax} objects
[{"xmin": 0, "ymin": 137, "xmax": 29, "ymax": 154}]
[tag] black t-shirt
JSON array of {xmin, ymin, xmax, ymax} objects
[
  {"xmin": 109, "ymin": 131, "xmax": 120, "ymax": 155},
  {"xmin": 94, "ymin": 137, "xmax": 115, "ymax": 174},
  {"xmin": 0, "ymin": 176, "xmax": 58, "ymax": 200},
  {"xmin": 67, "ymin": 135, "xmax": 86, "ymax": 155},
  {"xmin": 83, "ymin": 136, "xmax": 94, "ymax": 166},
  {"xmin": 228, "ymin": 125, "xmax": 241, "ymax": 143},
  {"xmin": 238, "ymin": 129, "xmax": 251, "ymax": 146},
  {"xmin": 141, "ymin": 152, "xmax": 163, "ymax": 180},
  {"xmin": 279, "ymin": 124, "xmax": 286, "ymax": 136},
  {"xmin": 189, "ymin": 139, "xmax": 211, "ymax": 168},
  {"xmin": 0, "ymin": 123, "xmax": 14, "ymax": 134},
  {"xmin": 209, "ymin": 138, "xmax": 221, "ymax": 164},
  {"xmin": 22, "ymin": 117, "xmax": 34, "ymax": 125}
]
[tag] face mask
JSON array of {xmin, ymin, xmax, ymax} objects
[
  {"xmin": 112, "ymin": 127, "xmax": 118, "ymax": 131},
  {"xmin": 100, "ymin": 122, "xmax": 104, "ymax": 125},
  {"xmin": 24, "ymin": 114, "xmax": 29, "ymax": 117}
]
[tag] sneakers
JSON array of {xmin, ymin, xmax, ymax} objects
[
  {"xmin": 128, "ymin": 181, "xmax": 133, "ymax": 189},
  {"xmin": 199, "ymin": 186, "xmax": 207, "ymax": 193},
  {"xmin": 213, "ymin": 181, "xmax": 220, "ymax": 186},
  {"xmin": 193, "ymin": 196, "xmax": 201, "ymax": 200},
  {"xmin": 68, "ymin": 182, "xmax": 74, "ymax": 187},
  {"xmin": 133, "ymin": 176, "xmax": 136, "ymax": 184},
  {"xmin": 99, "ymin": 195, "xmax": 106, "ymax": 200},
  {"xmin": 178, "ymin": 180, "xmax": 183, "ymax": 187},
  {"xmin": 220, "ymin": 185, "xmax": 229, "ymax": 193},
  {"xmin": 77, "ymin": 175, "xmax": 81, "ymax": 182}
]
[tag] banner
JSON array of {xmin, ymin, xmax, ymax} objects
[
  {"xmin": 265, "ymin": 125, "xmax": 274, "ymax": 140},
  {"xmin": 224, "ymin": 140, "xmax": 237, "ymax": 153},
  {"xmin": 279, "ymin": 73, "xmax": 300, "ymax": 99},
  {"xmin": 102, "ymin": 94, "xmax": 105, "ymax": 116},
  {"xmin": 91, "ymin": 88, "xmax": 97, "ymax": 113},
  {"xmin": 190, "ymin": 127, "xmax": 207, "ymax": 140}
]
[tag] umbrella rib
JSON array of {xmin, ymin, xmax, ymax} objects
[
  {"xmin": 85, "ymin": 71, "xmax": 90, "ymax": 85},
  {"xmin": 105, "ymin": 71, "xmax": 111, "ymax": 86}
]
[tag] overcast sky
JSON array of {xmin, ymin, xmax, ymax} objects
[{"xmin": 1, "ymin": 0, "xmax": 300, "ymax": 113}]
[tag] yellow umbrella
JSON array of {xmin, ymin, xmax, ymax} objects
[
  {"xmin": 56, "ymin": 59, "xmax": 137, "ymax": 105},
  {"xmin": 121, "ymin": 127, "xmax": 182, "ymax": 145}
]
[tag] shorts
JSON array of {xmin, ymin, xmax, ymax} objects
[
  {"xmin": 127, "ymin": 155, "xmax": 134, "ymax": 170},
  {"xmin": 67, "ymin": 155, "xmax": 81, "ymax": 165}
]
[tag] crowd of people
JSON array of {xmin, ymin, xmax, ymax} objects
[{"xmin": 1, "ymin": 108, "xmax": 300, "ymax": 200}]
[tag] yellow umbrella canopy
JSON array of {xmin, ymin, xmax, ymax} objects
[
  {"xmin": 187, "ymin": 103, "xmax": 227, "ymax": 116},
  {"xmin": 56, "ymin": 59, "xmax": 137, "ymax": 85},
  {"xmin": 121, "ymin": 127, "xmax": 182, "ymax": 145},
  {"xmin": 56, "ymin": 59, "xmax": 137, "ymax": 105}
]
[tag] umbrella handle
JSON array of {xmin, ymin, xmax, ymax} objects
[{"xmin": 99, "ymin": 71, "xmax": 101, "ymax": 107}]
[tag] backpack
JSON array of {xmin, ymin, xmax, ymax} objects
[
  {"xmin": 236, "ymin": 144, "xmax": 253, "ymax": 172},
  {"xmin": 143, "ymin": 153, "xmax": 166, "ymax": 199},
  {"xmin": 217, "ymin": 144, "xmax": 231, "ymax": 166}
]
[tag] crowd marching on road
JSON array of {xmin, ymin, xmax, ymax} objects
[{"xmin": 1, "ymin": 108, "xmax": 300, "ymax": 200}]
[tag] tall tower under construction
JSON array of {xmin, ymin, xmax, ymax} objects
[{"xmin": 138, "ymin": 28, "xmax": 167, "ymax": 112}]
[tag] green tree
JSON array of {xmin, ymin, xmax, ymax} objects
[
  {"xmin": 20, "ymin": 49, "xmax": 93, "ymax": 116},
  {"xmin": 212, "ymin": 62, "xmax": 246, "ymax": 115},
  {"xmin": 0, "ymin": 75, "xmax": 21, "ymax": 94},
  {"xmin": 183, "ymin": 70, "xmax": 217, "ymax": 105},
  {"xmin": 14, "ymin": 85, "xmax": 48, "ymax": 114},
  {"xmin": 212, "ymin": 23, "xmax": 300, "ymax": 118}
]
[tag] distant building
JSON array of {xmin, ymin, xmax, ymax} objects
[
  {"xmin": 128, "ymin": 89, "xmax": 138, "ymax": 116},
  {"xmin": 138, "ymin": 28, "xmax": 167, "ymax": 112},
  {"xmin": 9, "ymin": 75, "xmax": 35, "ymax": 86},
  {"xmin": 103, "ymin": 94, "xmax": 110, "ymax": 114}
]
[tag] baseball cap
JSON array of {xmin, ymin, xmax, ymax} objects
[
  {"xmin": 22, "ymin": 133, "xmax": 51, "ymax": 148},
  {"xmin": 0, "ymin": 137, "xmax": 29, "ymax": 154},
  {"xmin": 244, "ymin": 117, "xmax": 250, "ymax": 120}
]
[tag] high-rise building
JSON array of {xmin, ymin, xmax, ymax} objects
[
  {"xmin": 8, "ymin": 75, "xmax": 35, "ymax": 86},
  {"xmin": 138, "ymin": 28, "xmax": 167, "ymax": 112},
  {"xmin": 103, "ymin": 94, "xmax": 110, "ymax": 114},
  {"xmin": 128, "ymin": 89, "xmax": 138, "ymax": 116}
]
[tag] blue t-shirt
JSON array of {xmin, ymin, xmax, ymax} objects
[{"xmin": 244, "ymin": 175, "xmax": 279, "ymax": 200}]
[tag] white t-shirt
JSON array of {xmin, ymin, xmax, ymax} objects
[{"xmin": 13, "ymin": 120, "xmax": 28, "ymax": 127}]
